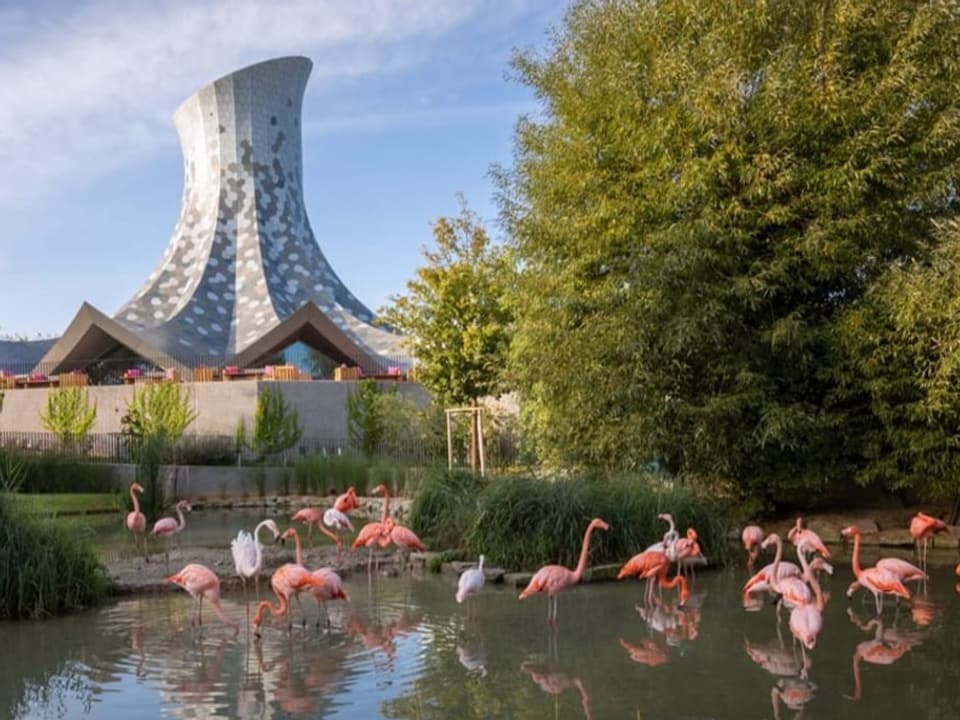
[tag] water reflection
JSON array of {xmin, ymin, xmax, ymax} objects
[
  {"xmin": 844, "ymin": 608, "xmax": 927, "ymax": 701},
  {"xmin": 5, "ymin": 566, "xmax": 960, "ymax": 719},
  {"xmin": 520, "ymin": 661, "xmax": 593, "ymax": 720}
]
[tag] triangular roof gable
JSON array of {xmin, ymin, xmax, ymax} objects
[
  {"xmin": 231, "ymin": 302, "xmax": 381, "ymax": 370},
  {"xmin": 35, "ymin": 302, "xmax": 178, "ymax": 374}
]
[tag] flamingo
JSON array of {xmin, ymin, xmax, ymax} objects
[
  {"xmin": 843, "ymin": 528, "xmax": 927, "ymax": 596},
  {"xmin": 840, "ymin": 525, "xmax": 911, "ymax": 614},
  {"xmin": 231, "ymin": 519, "xmax": 281, "ymax": 602},
  {"xmin": 126, "ymin": 482, "xmax": 148, "ymax": 561},
  {"xmin": 758, "ymin": 533, "xmax": 826, "ymax": 611},
  {"xmin": 151, "ymin": 500, "xmax": 191, "ymax": 564},
  {"xmin": 456, "ymin": 555, "xmax": 486, "ymax": 604},
  {"xmin": 253, "ymin": 553, "xmax": 326, "ymax": 637},
  {"xmin": 617, "ymin": 546, "xmax": 691, "ymax": 607},
  {"xmin": 519, "ymin": 518, "xmax": 610, "ymax": 623},
  {"xmin": 909, "ymin": 512, "xmax": 950, "ymax": 569},
  {"xmin": 318, "ymin": 507, "xmax": 354, "ymax": 553},
  {"xmin": 164, "ymin": 563, "xmax": 238, "ymax": 630},
  {"xmin": 787, "ymin": 517, "xmax": 831, "ymax": 558},
  {"xmin": 742, "ymin": 524, "xmax": 764, "ymax": 569},
  {"xmin": 787, "ymin": 559, "xmax": 825, "ymax": 652},
  {"xmin": 351, "ymin": 483, "xmax": 391, "ymax": 571},
  {"xmin": 291, "ymin": 507, "xmax": 323, "ymax": 545},
  {"xmin": 645, "ymin": 513, "xmax": 680, "ymax": 559},
  {"xmin": 283, "ymin": 525, "xmax": 349, "ymax": 627},
  {"xmin": 381, "ymin": 517, "xmax": 427, "ymax": 567},
  {"xmin": 334, "ymin": 486, "xmax": 359, "ymax": 513}
]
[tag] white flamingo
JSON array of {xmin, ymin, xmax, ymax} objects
[
  {"xmin": 318, "ymin": 508, "xmax": 355, "ymax": 556},
  {"xmin": 456, "ymin": 555, "xmax": 486, "ymax": 605},
  {"xmin": 231, "ymin": 519, "xmax": 281, "ymax": 603}
]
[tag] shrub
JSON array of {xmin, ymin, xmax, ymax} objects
[
  {"xmin": 409, "ymin": 470, "xmax": 735, "ymax": 571},
  {"xmin": 0, "ymin": 449, "xmax": 114, "ymax": 494},
  {"xmin": 0, "ymin": 494, "xmax": 110, "ymax": 620}
]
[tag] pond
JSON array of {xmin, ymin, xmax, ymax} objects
[{"xmin": 3, "ymin": 544, "xmax": 960, "ymax": 720}]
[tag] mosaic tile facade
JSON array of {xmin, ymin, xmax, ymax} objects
[{"xmin": 113, "ymin": 56, "xmax": 405, "ymax": 363}]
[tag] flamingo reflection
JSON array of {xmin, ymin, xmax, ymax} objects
[
  {"xmin": 844, "ymin": 608, "xmax": 925, "ymax": 701},
  {"xmin": 771, "ymin": 677, "xmax": 817, "ymax": 720},
  {"xmin": 456, "ymin": 642, "xmax": 488, "ymax": 676},
  {"xmin": 520, "ymin": 661, "xmax": 593, "ymax": 720},
  {"xmin": 169, "ymin": 638, "xmax": 228, "ymax": 707},
  {"xmin": 618, "ymin": 636, "xmax": 669, "ymax": 667}
]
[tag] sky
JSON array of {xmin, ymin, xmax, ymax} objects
[{"xmin": 0, "ymin": 0, "xmax": 566, "ymax": 339}]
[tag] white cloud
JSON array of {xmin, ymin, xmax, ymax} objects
[{"xmin": 0, "ymin": 0, "xmax": 530, "ymax": 207}]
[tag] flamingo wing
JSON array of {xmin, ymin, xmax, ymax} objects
[
  {"xmin": 456, "ymin": 568, "xmax": 485, "ymax": 603},
  {"xmin": 151, "ymin": 517, "xmax": 178, "ymax": 535},
  {"xmin": 231, "ymin": 531, "xmax": 259, "ymax": 577},
  {"xmin": 324, "ymin": 508, "xmax": 354, "ymax": 532}
]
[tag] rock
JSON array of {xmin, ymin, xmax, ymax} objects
[
  {"xmin": 806, "ymin": 520, "xmax": 844, "ymax": 542},
  {"xmin": 504, "ymin": 572, "xmax": 534, "ymax": 588},
  {"xmin": 582, "ymin": 564, "xmax": 621, "ymax": 583},
  {"xmin": 861, "ymin": 529, "xmax": 914, "ymax": 547}
]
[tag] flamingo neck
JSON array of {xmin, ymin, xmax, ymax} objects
[
  {"xmin": 380, "ymin": 488, "xmax": 391, "ymax": 523},
  {"xmin": 850, "ymin": 531, "xmax": 863, "ymax": 577},
  {"xmin": 769, "ymin": 535, "xmax": 783, "ymax": 584},
  {"xmin": 175, "ymin": 506, "xmax": 186, "ymax": 531},
  {"xmin": 572, "ymin": 523, "xmax": 599, "ymax": 581},
  {"xmin": 129, "ymin": 485, "xmax": 141, "ymax": 514},
  {"xmin": 210, "ymin": 598, "xmax": 237, "ymax": 628},
  {"xmin": 291, "ymin": 531, "xmax": 304, "ymax": 565},
  {"xmin": 254, "ymin": 593, "xmax": 288, "ymax": 626},
  {"xmin": 478, "ymin": 555, "xmax": 485, "ymax": 572}
]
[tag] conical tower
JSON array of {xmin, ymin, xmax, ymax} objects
[{"xmin": 113, "ymin": 56, "xmax": 404, "ymax": 365}]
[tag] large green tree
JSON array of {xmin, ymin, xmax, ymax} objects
[
  {"xmin": 379, "ymin": 199, "xmax": 512, "ymax": 406},
  {"xmin": 500, "ymin": 0, "xmax": 960, "ymax": 503}
]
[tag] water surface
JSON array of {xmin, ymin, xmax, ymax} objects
[{"xmin": 3, "ymin": 553, "xmax": 960, "ymax": 720}]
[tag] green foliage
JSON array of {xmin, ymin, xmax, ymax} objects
[
  {"xmin": 0, "ymin": 449, "xmax": 114, "ymax": 494},
  {"xmin": 409, "ymin": 469, "xmax": 733, "ymax": 570},
  {"xmin": 0, "ymin": 451, "xmax": 26, "ymax": 493},
  {"xmin": 410, "ymin": 469, "xmax": 487, "ymax": 550},
  {"xmin": 347, "ymin": 380, "xmax": 387, "ymax": 455},
  {"xmin": 378, "ymin": 198, "xmax": 512, "ymax": 406},
  {"xmin": 247, "ymin": 387, "xmax": 302, "ymax": 460},
  {"xmin": 293, "ymin": 453, "xmax": 429, "ymax": 497},
  {"xmin": 39, "ymin": 388, "xmax": 97, "ymax": 444},
  {"xmin": 122, "ymin": 383, "xmax": 198, "ymax": 442},
  {"xmin": 0, "ymin": 494, "xmax": 110, "ymax": 620},
  {"xmin": 498, "ymin": 0, "xmax": 960, "ymax": 504},
  {"xmin": 838, "ymin": 219, "xmax": 960, "ymax": 503}
]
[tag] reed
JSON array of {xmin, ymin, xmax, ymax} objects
[
  {"xmin": 410, "ymin": 470, "xmax": 734, "ymax": 571},
  {"xmin": 0, "ymin": 494, "xmax": 110, "ymax": 620}
]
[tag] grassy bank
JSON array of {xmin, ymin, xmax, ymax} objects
[
  {"xmin": 0, "ymin": 494, "xmax": 110, "ymax": 620},
  {"xmin": 411, "ymin": 470, "xmax": 735, "ymax": 571},
  {"xmin": 9, "ymin": 493, "xmax": 120, "ymax": 516}
]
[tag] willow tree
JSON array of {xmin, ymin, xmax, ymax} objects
[
  {"xmin": 500, "ymin": 0, "xmax": 960, "ymax": 503},
  {"xmin": 379, "ymin": 200, "xmax": 512, "ymax": 469}
]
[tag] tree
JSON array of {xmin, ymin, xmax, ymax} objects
[
  {"xmin": 498, "ymin": 0, "xmax": 960, "ymax": 503},
  {"xmin": 247, "ymin": 387, "xmax": 302, "ymax": 461},
  {"xmin": 122, "ymin": 383, "xmax": 198, "ymax": 516},
  {"xmin": 39, "ymin": 387, "xmax": 97, "ymax": 447},
  {"xmin": 838, "ymin": 219, "xmax": 960, "ymax": 517},
  {"xmin": 379, "ymin": 199, "xmax": 513, "ymax": 469}
]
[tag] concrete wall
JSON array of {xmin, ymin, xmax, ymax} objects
[
  {"xmin": 111, "ymin": 463, "xmax": 303, "ymax": 499},
  {"xmin": 0, "ymin": 380, "xmax": 430, "ymax": 440}
]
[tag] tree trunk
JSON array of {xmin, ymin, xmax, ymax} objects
[{"xmin": 470, "ymin": 403, "xmax": 481, "ymax": 472}]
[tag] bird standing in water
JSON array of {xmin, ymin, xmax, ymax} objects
[
  {"xmin": 164, "ymin": 563, "xmax": 238, "ymax": 631},
  {"xmin": 126, "ymin": 482, "xmax": 148, "ymax": 562},
  {"xmin": 456, "ymin": 555, "xmax": 486, "ymax": 605},
  {"xmin": 519, "ymin": 518, "xmax": 609, "ymax": 623}
]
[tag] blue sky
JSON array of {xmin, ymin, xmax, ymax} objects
[{"xmin": 0, "ymin": 0, "xmax": 565, "ymax": 338}]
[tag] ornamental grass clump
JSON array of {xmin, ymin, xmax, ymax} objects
[
  {"xmin": 410, "ymin": 469, "xmax": 487, "ymax": 550},
  {"xmin": 0, "ymin": 494, "xmax": 110, "ymax": 620}
]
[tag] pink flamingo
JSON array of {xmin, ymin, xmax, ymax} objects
[
  {"xmin": 284, "ymin": 526, "xmax": 349, "ymax": 626},
  {"xmin": 759, "ymin": 533, "xmax": 832, "ymax": 611},
  {"xmin": 334, "ymin": 486, "xmax": 359, "ymax": 513},
  {"xmin": 351, "ymin": 483, "xmax": 391, "ymax": 570},
  {"xmin": 126, "ymin": 482, "xmax": 148, "ymax": 561},
  {"xmin": 253, "ymin": 555, "xmax": 325, "ymax": 637},
  {"xmin": 151, "ymin": 499, "xmax": 191, "ymax": 564},
  {"xmin": 787, "ymin": 517, "xmax": 831, "ymax": 558},
  {"xmin": 381, "ymin": 517, "xmax": 427, "ymax": 571},
  {"xmin": 909, "ymin": 512, "xmax": 950, "ymax": 569},
  {"xmin": 841, "ymin": 525, "xmax": 911, "ymax": 613},
  {"xmin": 617, "ymin": 543, "xmax": 692, "ymax": 607},
  {"xmin": 164, "ymin": 563, "xmax": 238, "ymax": 630},
  {"xmin": 291, "ymin": 507, "xmax": 323, "ymax": 545},
  {"xmin": 787, "ymin": 561, "xmax": 825, "ymax": 653},
  {"xmin": 742, "ymin": 524, "xmax": 764, "ymax": 570},
  {"xmin": 519, "ymin": 518, "xmax": 610, "ymax": 623}
]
